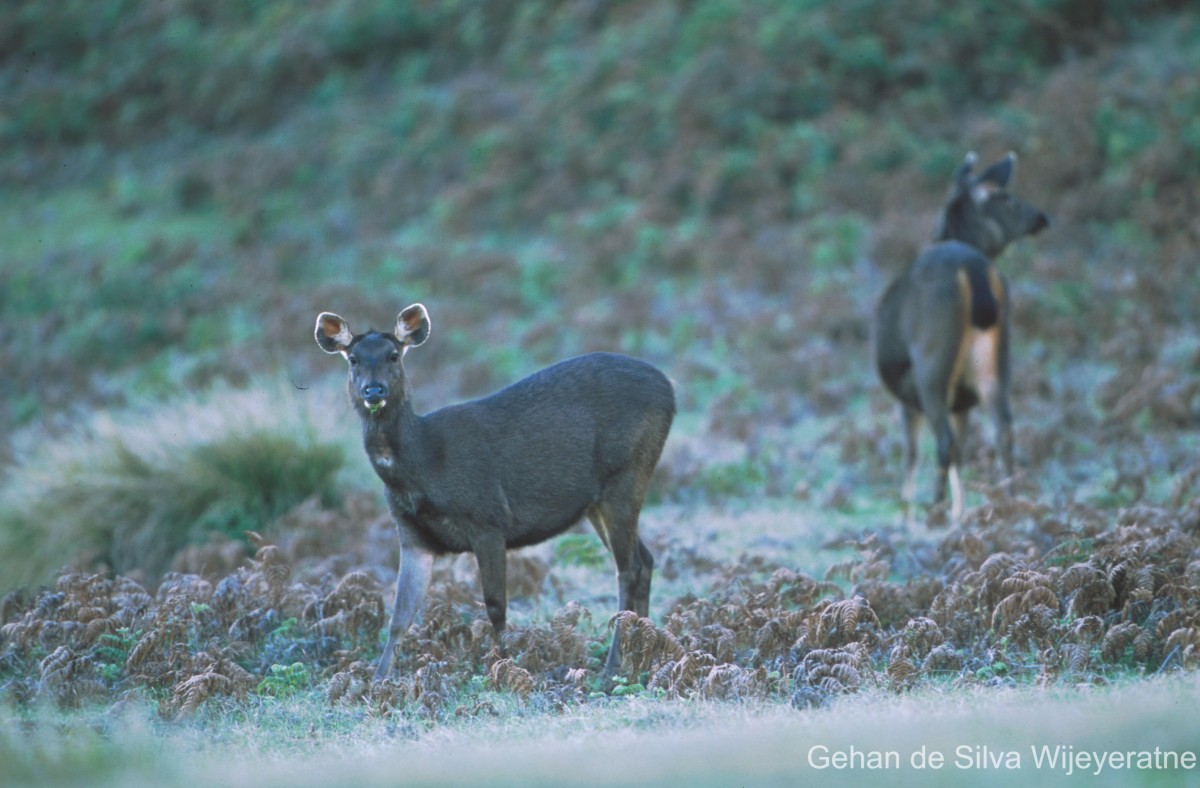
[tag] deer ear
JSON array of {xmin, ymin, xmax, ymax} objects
[
  {"xmin": 952, "ymin": 151, "xmax": 978, "ymax": 194},
  {"xmin": 936, "ymin": 152, "xmax": 979, "ymax": 239},
  {"xmin": 978, "ymin": 152, "xmax": 1016, "ymax": 188},
  {"xmin": 316, "ymin": 312, "xmax": 354, "ymax": 354},
  {"xmin": 396, "ymin": 304, "xmax": 430, "ymax": 349}
]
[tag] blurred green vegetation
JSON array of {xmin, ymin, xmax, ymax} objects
[{"xmin": 1, "ymin": 0, "xmax": 1198, "ymax": 581}]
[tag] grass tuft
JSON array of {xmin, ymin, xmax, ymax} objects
[{"xmin": 0, "ymin": 380, "xmax": 346, "ymax": 590}]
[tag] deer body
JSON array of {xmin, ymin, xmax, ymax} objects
[
  {"xmin": 317, "ymin": 305, "xmax": 674, "ymax": 680},
  {"xmin": 874, "ymin": 153, "xmax": 1048, "ymax": 524}
]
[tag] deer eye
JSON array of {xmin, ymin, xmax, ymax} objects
[
  {"xmin": 389, "ymin": 351, "xmax": 401, "ymax": 363},
  {"xmin": 348, "ymin": 355, "xmax": 359, "ymax": 366}
]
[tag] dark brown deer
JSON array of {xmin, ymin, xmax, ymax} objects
[
  {"xmin": 874, "ymin": 152, "xmax": 1049, "ymax": 524},
  {"xmin": 315, "ymin": 304, "xmax": 675, "ymax": 680}
]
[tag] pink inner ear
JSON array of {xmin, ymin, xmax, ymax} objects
[
  {"xmin": 397, "ymin": 306, "xmax": 428, "ymax": 341},
  {"xmin": 319, "ymin": 315, "xmax": 352, "ymax": 349}
]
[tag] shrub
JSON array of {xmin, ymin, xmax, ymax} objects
[{"xmin": 0, "ymin": 381, "xmax": 345, "ymax": 590}]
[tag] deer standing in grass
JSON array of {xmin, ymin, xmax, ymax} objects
[
  {"xmin": 316, "ymin": 304, "xmax": 675, "ymax": 680},
  {"xmin": 874, "ymin": 152, "xmax": 1049, "ymax": 525}
]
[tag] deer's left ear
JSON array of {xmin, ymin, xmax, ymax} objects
[
  {"xmin": 952, "ymin": 151, "xmax": 978, "ymax": 195},
  {"xmin": 978, "ymin": 152, "xmax": 1017, "ymax": 189},
  {"xmin": 316, "ymin": 313, "xmax": 354, "ymax": 354},
  {"xmin": 396, "ymin": 304, "xmax": 430, "ymax": 349}
]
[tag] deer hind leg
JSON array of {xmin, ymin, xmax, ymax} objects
[
  {"xmin": 915, "ymin": 348, "xmax": 968, "ymax": 526},
  {"xmin": 471, "ymin": 528, "xmax": 509, "ymax": 647},
  {"xmin": 994, "ymin": 394, "xmax": 1013, "ymax": 481},
  {"xmin": 977, "ymin": 375, "xmax": 1014, "ymax": 491},
  {"xmin": 926, "ymin": 403, "xmax": 963, "ymax": 524},
  {"xmin": 900, "ymin": 405, "xmax": 922, "ymax": 525},
  {"xmin": 588, "ymin": 474, "xmax": 654, "ymax": 676},
  {"xmin": 966, "ymin": 325, "xmax": 1013, "ymax": 486}
]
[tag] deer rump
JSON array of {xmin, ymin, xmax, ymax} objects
[
  {"xmin": 875, "ymin": 241, "xmax": 1006, "ymax": 418},
  {"xmin": 387, "ymin": 352, "xmax": 674, "ymax": 556}
]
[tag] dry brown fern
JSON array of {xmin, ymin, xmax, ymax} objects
[
  {"xmin": 488, "ymin": 657, "xmax": 535, "ymax": 700},
  {"xmin": 920, "ymin": 643, "xmax": 962, "ymax": 674},
  {"xmin": 1058, "ymin": 642, "xmax": 1091, "ymax": 675},
  {"xmin": 170, "ymin": 653, "xmax": 254, "ymax": 718},
  {"xmin": 326, "ymin": 660, "xmax": 376, "ymax": 705},
  {"xmin": 765, "ymin": 568, "xmax": 841, "ymax": 608},
  {"xmin": 928, "ymin": 584, "xmax": 980, "ymax": 641},
  {"xmin": 1069, "ymin": 615, "xmax": 1105, "ymax": 645},
  {"xmin": 1100, "ymin": 621, "xmax": 1142, "ymax": 663},
  {"xmin": 990, "ymin": 570, "xmax": 1059, "ymax": 635},
  {"xmin": 699, "ymin": 663, "xmax": 768, "ymax": 701},
  {"xmin": 1163, "ymin": 626, "xmax": 1200, "ymax": 668},
  {"xmin": 1006, "ymin": 605, "xmax": 1059, "ymax": 651},
  {"xmin": 1154, "ymin": 609, "xmax": 1198, "ymax": 641},
  {"xmin": 974, "ymin": 554, "xmax": 1023, "ymax": 609},
  {"xmin": 410, "ymin": 660, "xmax": 453, "ymax": 718},
  {"xmin": 1060, "ymin": 564, "xmax": 1116, "ymax": 618},
  {"xmin": 311, "ymin": 571, "xmax": 385, "ymax": 647},
  {"xmin": 752, "ymin": 616, "xmax": 796, "ymax": 662},
  {"xmin": 813, "ymin": 596, "xmax": 880, "ymax": 649},
  {"xmin": 505, "ymin": 553, "xmax": 550, "ymax": 602},
  {"xmin": 886, "ymin": 643, "xmax": 918, "ymax": 691},
  {"xmin": 690, "ymin": 623, "xmax": 738, "ymax": 663},
  {"xmin": 797, "ymin": 644, "xmax": 867, "ymax": 696},
  {"xmin": 647, "ymin": 650, "xmax": 718, "ymax": 698},
  {"xmin": 610, "ymin": 610, "xmax": 684, "ymax": 677},
  {"xmin": 498, "ymin": 624, "xmax": 559, "ymax": 673},
  {"xmin": 900, "ymin": 616, "xmax": 945, "ymax": 657},
  {"xmin": 37, "ymin": 645, "xmax": 103, "ymax": 707},
  {"xmin": 853, "ymin": 578, "xmax": 921, "ymax": 628},
  {"xmin": 1124, "ymin": 563, "xmax": 1161, "ymax": 613},
  {"xmin": 255, "ymin": 545, "xmax": 291, "ymax": 605}
]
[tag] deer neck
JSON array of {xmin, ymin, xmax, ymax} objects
[
  {"xmin": 361, "ymin": 398, "xmax": 423, "ymax": 486},
  {"xmin": 938, "ymin": 200, "xmax": 1005, "ymax": 258}
]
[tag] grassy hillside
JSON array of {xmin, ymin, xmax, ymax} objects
[
  {"xmin": 2, "ymin": 0, "xmax": 1196, "ymax": 438},
  {"xmin": 2, "ymin": 2, "xmax": 1200, "ymax": 784}
]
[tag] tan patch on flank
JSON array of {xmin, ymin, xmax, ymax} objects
[
  {"xmin": 964, "ymin": 327, "xmax": 1000, "ymax": 401},
  {"xmin": 964, "ymin": 267, "xmax": 1004, "ymax": 403},
  {"xmin": 947, "ymin": 269, "xmax": 974, "ymax": 404}
]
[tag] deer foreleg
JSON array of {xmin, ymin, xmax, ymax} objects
[{"xmin": 374, "ymin": 546, "xmax": 433, "ymax": 682}]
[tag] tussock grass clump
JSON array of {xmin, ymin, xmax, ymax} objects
[{"xmin": 0, "ymin": 382, "xmax": 345, "ymax": 590}]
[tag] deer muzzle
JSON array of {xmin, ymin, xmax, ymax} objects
[{"xmin": 361, "ymin": 383, "xmax": 389, "ymax": 412}]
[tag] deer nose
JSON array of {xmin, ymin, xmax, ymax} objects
[
  {"xmin": 362, "ymin": 383, "xmax": 389, "ymax": 405},
  {"xmin": 1031, "ymin": 212, "xmax": 1050, "ymax": 234}
]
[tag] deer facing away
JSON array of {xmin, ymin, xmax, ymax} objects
[
  {"xmin": 874, "ymin": 152, "xmax": 1049, "ymax": 524},
  {"xmin": 316, "ymin": 304, "xmax": 675, "ymax": 680}
]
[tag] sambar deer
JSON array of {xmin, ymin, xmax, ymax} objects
[
  {"xmin": 874, "ymin": 152, "xmax": 1049, "ymax": 524},
  {"xmin": 316, "ymin": 304, "xmax": 675, "ymax": 680}
]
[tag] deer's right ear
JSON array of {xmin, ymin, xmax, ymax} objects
[
  {"xmin": 977, "ymin": 152, "xmax": 1016, "ymax": 189},
  {"xmin": 316, "ymin": 313, "xmax": 354, "ymax": 354},
  {"xmin": 396, "ymin": 303, "xmax": 430, "ymax": 349}
]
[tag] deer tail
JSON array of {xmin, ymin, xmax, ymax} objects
[{"xmin": 964, "ymin": 260, "xmax": 1000, "ymax": 329}]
